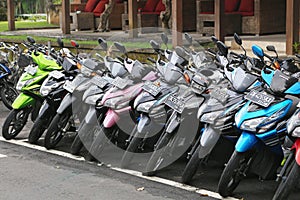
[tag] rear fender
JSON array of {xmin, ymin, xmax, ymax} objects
[{"xmin": 12, "ymin": 93, "xmax": 35, "ymax": 109}]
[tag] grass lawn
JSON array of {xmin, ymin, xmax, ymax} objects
[{"xmin": 0, "ymin": 21, "xmax": 58, "ymax": 32}]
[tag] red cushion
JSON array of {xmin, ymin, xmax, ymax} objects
[
  {"xmin": 93, "ymin": 0, "xmax": 109, "ymax": 16},
  {"xmin": 84, "ymin": 0, "xmax": 101, "ymax": 12},
  {"xmin": 143, "ymin": 0, "xmax": 160, "ymax": 12},
  {"xmin": 225, "ymin": 0, "xmax": 240, "ymax": 12},
  {"xmin": 155, "ymin": 0, "xmax": 165, "ymax": 12},
  {"xmin": 238, "ymin": 0, "xmax": 254, "ymax": 13}
]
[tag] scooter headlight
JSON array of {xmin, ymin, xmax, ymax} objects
[
  {"xmin": 240, "ymin": 117, "xmax": 267, "ymax": 132},
  {"xmin": 104, "ymin": 95, "xmax": 131, "ymax": 109},
  {"xmin": 291, "ymin": 127, "xmax": 300, "ymax": 137},
  {"xmin": 287, "ymin": 110, "xmax": 300, "ymax": 134},
  {"xmin": 200, "ymin": 110, "xmax": 223, "ymax": 124},
  {"xmin": 85, "ymin": 93, "xmax": 103, "ymax": 105},
  {"xmin": 136, "ymin": 100, "xmax": 156, "ymax": 113},
  {"xmin": 80, "ymin": 64, "xmax": 94, "ymax": 76}
]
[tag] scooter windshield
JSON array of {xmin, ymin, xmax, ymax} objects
[
  {"xmin": 164, "ymin": 62, "xmax": 182, "ymax": 85},
  {"xmin": 270, "ymin": 70, "xmax": 297, "ymax": 94},
  {"xmin": 232, "ymin": 67, "xmax": 258, "ymax": 92}
]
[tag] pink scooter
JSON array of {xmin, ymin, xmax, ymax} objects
[{"xmin": 85, "ymin": 42, "xmax": 158, "ymax": 160}]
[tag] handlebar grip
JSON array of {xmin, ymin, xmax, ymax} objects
[
  {"xmin": 214, "ymin": 61, "xmax": 225, "ymax": 68},
  {"xmin": 175, "ymin": 63, "xmax": 185, "ymax": 70}
]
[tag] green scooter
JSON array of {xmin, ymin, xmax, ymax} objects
[{"xmin": 2, "ymin": 50, "xmax": 62, "ymax": 140}]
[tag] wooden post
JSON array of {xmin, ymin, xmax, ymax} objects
[
  {"xmin": 7, "ymin": 0, "xmax": 15, "ymax": 31},
  {"xmin": 214, "ymin": 0, "xmax": 225, "ymax": 41},
  {"xmin": 172, "ymin": 0, "xmax": 183, "ymax": 47},
  {"xmin": 61, "ymin": 0, "xmax": 71, "ymax": 34},
  {"xmin": 286, "ymin": 0, "xmax": 299, "ymax": 55},
  {"xmin": 128, "ymin": 0, "xmax": 138, "ymax": 38}
]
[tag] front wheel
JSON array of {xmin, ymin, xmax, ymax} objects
[
  {"xmin": 2, "ymin": 108, "xmax": 30, "ymax": 140},
  {"xmin": 217, "ymin": 151, "xmax": 250, "ymax": 197},
  {"xmin": 0, "ymin": 83, "xmax": 18, "ymax": 110},
  {"xmin": 181, "ymin": 145, "xmax": 201, "ymax": 183},
  {"xmin": 121, "ymin": 136, "xmax": 143, "ymax": 168},
  {"xmin": 272, "ymin": 161, "xmax": 300, "ymax": 200},
  {"xmin": 44, "ymin": 111, "xmax": 71, "ymax": 149},
  {"xmin": 28, "ymin": 116, "xmax": 51, "ymax": 144}
]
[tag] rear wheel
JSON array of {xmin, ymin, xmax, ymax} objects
[
  {"xmin": 44, "ymin": 111, "xmax": 71, "ymax": 149},
  {"xmin": 217, "ymin": 151, "xmax": 250, "ymax": 197},
  {"xmin": 272, "ymin": 161, "xmax": 300, "ymax": 200},
  {"xmin": 2, "ymin": 108, "xmax": 30, "ymax": 140}
]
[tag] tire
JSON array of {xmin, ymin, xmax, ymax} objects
[
  {"xmin": 28, "ymin": 116, "xmax": 50, "ymax": 144},
  {"xmin": 181, "ymin": 144, "xmax": 201, "ymax": 183},
  {"xmin": 2, "ymin": 108, "xmax": 30, "ymax": 140},
  {"xmin": 272, "ymin": 161, "xmax": 300, "ymax": 200},
  {"xmin": 144, "ymin": 133, "xmax": 173, "ymax": 176},
  {"xmin": 70, "ymin": 134, "xmax": 84, "ymax": 155},
  {"xmin": 121, "ymin": 136, "xmax": 143, "ymax": 168},
  {"xmin": 44, "ymin": 111, "xmax": 71, "ymax": 149},
  {"xmin": 217, "ymin": 151, "xmax": 250, "ymax": 197},
  {"xmin": 0, "ymin": 84, "xmax": 18, "ymax": 110},
  {"xmin": 87, "ymin": 125, "xmax": 116, "ymax": 161}
]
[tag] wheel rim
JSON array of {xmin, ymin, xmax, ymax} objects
[
  {"xmin": 49, "ymin": 114, "xmax": 70, "ymax": 144},
  {"xmin": 7, "ymin": 110, "xmax": 28, "ymax": 136}
]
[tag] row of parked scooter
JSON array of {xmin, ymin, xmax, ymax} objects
[{"xmin": 1, "ymin": 32, "xmax": 300, "ymax": 200}]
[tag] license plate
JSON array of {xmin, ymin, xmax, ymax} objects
[
  {"xmin": 111, "ymin": 77, "xmax": 129, "ymax": 89},
  {"xmin": 165, "ymin": 95, "xmax": 185, "ymax": 114},
  {"xmin": 25, "ymin": 65, "xmax": 37, "ymax": 75},
  {"xmin": 245, "ymin": 90, "xmax": 275, "ymax": 107},
  {"xmin": 91, "ymin": 76, "xmax": 108, "ymax": 88},
  {"xmin": 191, "ymin": 82, "xmax": 206, "ymax": 94},
  {"xmin": 49, "ymin": 70, "xmax": 64, "ymax": 79},
  {"xmin": 63, "ymin": 80, "xmax": 76, "ymax": 93},
  {"xmin": 142, "ymin": 81, "xmax": 162, "ymax": 96},
  {"xmin": 210, "ymin": 88, "xmax": 229, "ymax": 103}
]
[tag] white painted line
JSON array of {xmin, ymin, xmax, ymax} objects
[
  {"xmin": 0, "ymin": 137, "xmax": 240, "ymax": 200},
  {"xmin": 0, "ymin": 154, "xmax": 7, "ymax": 158},
  {"xmin": 0, "ymin": 137, "xmax": 85, "ymax": 161},
  {"xmin": 111, "ymin": 167, "xmax": 240, "ymax": 200}
]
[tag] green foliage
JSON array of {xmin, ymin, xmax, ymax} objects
[
  {"xmin": 293, "ymin": 42, "xmax": 300, "ymax": 54},
  {"xmin": 0, "ymin": 7, "xmax": 7, "ymax": 21}
]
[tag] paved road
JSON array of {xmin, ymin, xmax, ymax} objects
[{"xmin": 0, "ymin": 103, "xmax": 299, "ymax": 200}]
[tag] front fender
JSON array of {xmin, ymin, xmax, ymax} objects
[
  {"xmin": 103, "ymin": 109, "xmax": 119, "ymax": 128},
  {"xmin": 165, "ymin": 112, "xmax": 180, "ymax": 134},
  {"xmin": 199, "ymin": 125, "xmax": 220, "ymax": 159},
  {"xmin": 137, "ymin": 114, "xmax": 151, "ymax": 134},
  {"xmin": 38, "ymin": 101, "xmax": 54, "ymax": 119},
  {"xmin": 235, "ymin": 131, "xmax": 258, "ymax": 153},
  {"xmin": 12, "ymin": 93, "xmax": 35, "ymax": 109},
  {"xmin": 84, "ymin": 106, "xmax": 97, "ymax": 124},
  {"xmin": 56, "ymin": 93, "xmax": 74, "ymax": 114}
]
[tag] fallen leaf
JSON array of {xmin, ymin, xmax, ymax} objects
[{"xmin": 136, "ymin": 187, "xmax": 145, "ymax": 191}]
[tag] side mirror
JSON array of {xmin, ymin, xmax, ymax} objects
[
  {"xmin": 114, "ymin": 42, "xmax": 126, "ymax": 54},
  {"xmin": 211, "ymin": 36, "xmax": 218, "ymax": 44},
  {"xmin": 216, "ymin": 41, "xmax": 228, "ymax": 57},
  {"xmin": 27, "ymin": 36, "xmax": 35, "ymax": 44},
  {"xmin": 252, "ymin": 45, "xmax": 264, "ymax": 58},
  {"xmin": 184, "ymin": 33, "xmax": 193, "ymax": 45},
  {"xmin": 175, "ymin": 46, "xmax": 189, "ymax": 60},
  {"xmin": 57, "ymin": 37, "xmax": 64, "ymax": 48},
  {"xmin": 161, "ymin": 32, "xmax": 168, "ymax": 46},
  {"xmin": 233, "ymin": 33, "xmax": 242, "ymax": 46},
  {"xmin": 150, "ymin": 40, "xmax": 160, "ymax": 52},
  {"xmin": 266, "ymin": 45, "xmax": 276, "ymax": 52},
  {"xmin": 98, "ymin": 37, "xmax": 108, "ymax": 51},
  {"xmin": 70, "ymin": 40, "xmax": 79, "ymax": 48}
]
